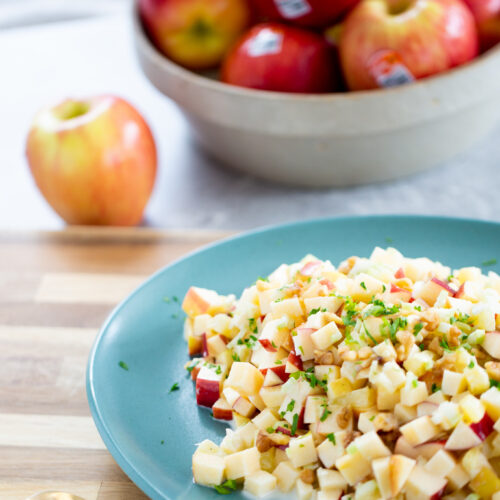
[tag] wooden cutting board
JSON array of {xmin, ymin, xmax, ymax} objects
[{"xmin": 0, "ymin": 228, "xmax": 230, "ymax": 500}]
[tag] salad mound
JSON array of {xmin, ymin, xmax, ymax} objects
[{"xmin": 182, "ymin": 247, "xmax": 500, "ymax": 499}]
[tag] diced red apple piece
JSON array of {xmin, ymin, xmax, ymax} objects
[
  {"xmin": 183, "ymin": 286, "xmax": 229, "ymax": 317},
  {"xmin": 414, "ymin": 278, "xmax": 454, "ymax": 306},
  {"xmin": 259, "ymin": 338, "xmax": 277, "ymax": 352},
  {"xmin": 286, "ymin": 350, "xmax": 303, "ymax": 372},
  {"xmin": 263, "ymin": 369, "xmax": 285, "ymax": 387},
  {"xmin": 483, "ymin": 332, "xmax": 500, "ymax": 359},
  {"xmin": 196, "ymin": 366, "xmax": 223, "ymax": 408},
  {"xmin": 207, "ymin": 334, "xmax": 228, "ymax": 357},
  {"xmin": 201, "ymin": 333, "xmax": 209, "ymax": 358},
  {"xmin": 261, "ymin": 364, "xmax": 289, "ymax": 383},
  {"xmin": 212, "ymin": 398, "xmax": 233, "ymax": 420},
  {"xmin": 445, "ymin": 421, "xmax": 483, "ymax": 450},
  {"xmin": 233, "ymin": 396, "xmax": 256, "ymax": 418},
  {"xmin": 395, "ymin": 268, "xmax": 405, "ymax": 279},
  {"xmin": 469, "ymin": 412, "xmax": 494, "ymax": 440},
  {"xmin": 300, "ymin": 260, "xmax": 321, "ymax": 276},
  {"xmin": 390, "ymin": 283, "xmax": 412, "ymax": 302},
  {"xmin": 454, "ymin": 283, "xmax": 465, "ymax": 298}
]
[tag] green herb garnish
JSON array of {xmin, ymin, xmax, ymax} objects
[
  {"xmin": 118, "ymin": 361, "xmax": 129, "ymax": 371},
  {"xmin": 169, "ymin": 382, "xmax": 179, "ymax": 392}
]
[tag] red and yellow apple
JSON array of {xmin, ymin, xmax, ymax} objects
[
  {"xmin": 26, "ymin": 95, "xmax": 156, "ymax": 226},
  {"xmin": 463, "ymin": 0, "xmax": 500, "ymax": 50},
  {"xmin": 221, "ymin": 22, "xmax": 339, "ymax": 93},
  {"xmin": 253, "ymin": 0, "xmax": 361, "ymax": 27},
  {"xmin": 339, "ymin": 0, "xmax": 479, "ymax": 90},
  {"xmin": 139, "ymin": 0, "xmax": 251, "ymax": 70}
]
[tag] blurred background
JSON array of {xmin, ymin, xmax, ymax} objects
[{"xmin": 1, "ymin": 0, "xmax": 500, "ymax": 232}]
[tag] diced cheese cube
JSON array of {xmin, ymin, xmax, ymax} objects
[
  {"xmin": 244, "ymin": 470, "xmax": 277, "ymax": 497},
  {"xmin": 224, "ymin": 447, "xmax": 261, "ymax": 480},
  {"xmin": 286, "ymin": 433, "xmax": 318, "ymax": 468}
]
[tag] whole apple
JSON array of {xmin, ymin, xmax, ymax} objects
[
  {"xmin": 139, "ymin": 0, "xmax": 251, "ymax": 70},
  {"xmin": 26, "ymin": 96, "xmax": 157, "ymax": 226},
  {"xmin": 221, "ymin": 22, "xmax": 339, "ymax": 93},
  {"xmin": 253, "ymin": 0, "xmax": 361, "ymax": 27},
  {"xmin": 340, "ymin": 0, "xmax": 479, "ymax": 91},
  {"xmin": 463, "ymin": 0, "xmax": 500, "ymax": 50}
]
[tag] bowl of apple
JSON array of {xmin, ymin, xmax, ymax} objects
[{"xmin": 133, "ymin": 0, "xmax": 500, "ymax": 187}]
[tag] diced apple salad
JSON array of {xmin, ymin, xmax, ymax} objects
[{"xmin": 182, "ymin": 248, "xmax": 500, "ymax": 499}]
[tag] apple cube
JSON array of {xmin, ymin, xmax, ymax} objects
[
  {"xmin": 346, "ymin": 387, "xmax": 376, "ymax": 413},
  {"xmin": 192, "ymin": 451, "xmax": 226, "ymax": 486},
  {"xmin": 358, "ymin": 410, "xmax": 378, "ymax": 433},
  {"xmin": 196, "ymin": 365, "xmax": 224, "ymax": 408},
  {"xmin": 459, "ymin": 394, "xmax": 485, "ymax": 423},
  {"xmin": 304, "ymin": 296, "xmax": 343, "ymax": 314},
  {"xmin": 424, "ymin": 450, "xmax": 456, "ymax": 477},
  {"xmin": 317, "ymin": 432, "xmax": 346, "ymax": 469},
  {"xmin": 304, "ymin": 396, "xmax": 326, "ymax": 424},
  {"xmin": 464, "ymin": 363, "xmax": 490, "ymax": 395},
  {"xmin": 394, "ymin": 403, "xmax": 417, "ymax": 425},
  {"xmin": 441, "ymin": 369, "xmax": 467, "ymax": 396},
  {"xmin": 220, "ymin": 429, "xmax": 244, "ymax": 454},
  {"xmin": 311, "ymin": 321, "xmax": 342, "ymax": 350},
  {"xmin": 317, "ymin": 468, "xmax": 348, "ymax": 490},
  {"xmin": 483, "ymin": 332, "xmax": 500, "ymax": 359},
  {"xmin": 263, "ymin": 368, "xmax": 284, "ymax": 387},
  {"xmin": 401, "ymin": 375, "xmax": 428, "ymax": 407},
  {"xmin": 400, "ymin": 416, "xmax": 440, "ymax": 446},
  {"xmin": 272, "ymin": 460, "xmax": 300, "ymax": 492},
  {"xmin": 336, "ymin": 448, "xmax": 371, "ymax": 486},
  {"xmin": 183, "ymin": 286, "xmax": 231, "ymax": 317},
  {"xmin": 473, "ymin": 304, "xmax": 496, "ymax": 331},
  {"xmin": 225, "ymin": 447, "xmax": 260, "ymax": 480},
  {"xmin": 193, "ymin": 313, "xmax": 211, "ymax": 336},
  {"xmin": 207, "ymin": 334, "xmax": 228, "ymax": 357},
  {"xmin": 187, "ymin": 334, "xmax": 203, "ymax": 356},
  {"xmin": 446, "ymin": 463, "xmax": 470, "ymax": 490},
  {"xmin": 404, "ymin": 351, "xmax": 435, "ymax": 377},
  {"xmin": 417, "ymin": 401, "xmax": 438, "ymax": 417},
  {"xmin": 317, "ymin": 491, "xmax": 343, "ymax": 500},
  {"xmin": 354, "ymin": 431, "xmax": 391, "ymax": 460},
  {"xmin": 404, "ymin": 464, "xmax": 447, "ymax": 500},
  {"xmin": 469, "ymin": 466, "xmax": 500, "ymax": 498},
  {"xmin": 233, "ymin": 396, "xmax": 256, "ymax": 418},
  {"xmin": 414, "ymin": 278, "xmax": 454, "ymax": 306},
  {"xmin": 376, "ymin": 385, "xmax": 401, "ymax": 411},
  {"xmin": 296, "ymin": 479, "xmax": 314, "ymax": 500},
  {"xmin": 445, "ymin": 421, "xmax": 482, "ymax": 451},
  {"xmin": 328, "ymin": 377, "xmax": 353, "ymax": 401},
  {"xmin": 461, "ymin": 446, "xmax": 490, "ymax": 478},
  {"xmin": 225, "ymin": 362, "xmax": 264, "ymax": 397},
  {"xmin": 481, "ymin": 387, "xmax": 500, "ymax": 419},
  {"xmin": 373, "ymin": 339, "xmax": 397, "ymax": 362},
  {"xmin": 252, "ymin": 408, "xmax": 279, "ymax": 431},
  {"xmin": 271, "ymin": 297, "xmax": 303, "ymax": 318},
  {"xmin": 353, "ymin": 479, "xmax": 380, "ymax": 500},
  {"xmin": 286, "ymin": 433, "xmax": 318, "ymax": 467},
  {"xmin": 260, "ymin": 318, "xmax": 291, "ymax": 349},
  {"xmin": 244, "ymin": 470, "xmax": 277, "ymax": 497},
  {"xmin": 234, "ymin": 421, "xmax": 258, "ymax": 448},
  {"xmin": 260, "ymin": 385, "xmax": 286, "ymax": 409},
  {"xmin": 213, "ymin": 398, "xmax": 233, "ymax": 421},
  {"xmin": 293, "ymin": 327, "xmax": 316, "ymax": 362}
]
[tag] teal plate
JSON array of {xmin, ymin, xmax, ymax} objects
[{"xmin": 87, "ymin": 216, "xmax": 500, "ymax": 500}]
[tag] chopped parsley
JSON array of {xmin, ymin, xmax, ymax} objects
[
  {"xmin": 231, "ymin": 352, "xmax": 240, "ymax": 362},
  {"xmin": 171, "ymin": 313, "xmax": 179, "ymax": 319},
  {"xmin": 160, "ymin": 440, "xmax": 165, "ymax": 444},
  {"xmin": 414, "ymin": 305, "xmax": 422, "ymax": 312},
  {"xmin": 366, "ymin": 299, "xmax": 400, "ymax": 318},
  {"xmin": 482, "ymin": 258, "xmax": 497, "ymax": 267},
  {"xmin": 287, "ymin": 400, "xmax": 296, "ymax": 413},
  {"xmin": 362, "ymin": 321, "xmax": 377, "ymax": 345},
  {"xmin": 172, "ymin": 296, "xmax": 179, "ymax": 302},
  {"xmin": 385, "ymin": 237, "xmax": 393, "ymax": 244},
  {"xmin": 320, "ymin": 404, "xmax": 331, "ymax": 422},
  {"xmin": 169, "ymin": 382, "xmax": 179, "ymax": 392},
  {"xmin": 289, "ymin": 369, "xmax": 327, "ymax": 390},
  {"xmin": 360, "ymin": 281, "xmax": 367, "ymax": 290},
  {"xmin": 490, "ymin": 379, "xmax": 500, "ymax": 389},
  {"xmin": 291, "ymin": 413, "xmax": 299, "ymax": 436},
  {"xmin": 215, "ymin": 366, "xmax": 222, "ymax": 375},
  {"xmin": 440, "ymin": 337, "xmax": 454, "ymax": 352},
  {"xmin": 266, "ymin": 427, "xmax": 275, "ymax": 434},
  {"xmin": 468, "ymin": 361, "xmax": 475, "ymax": 369},
  {"xmin": 298, "ymin": 345, "xmax": 305, "ymax": 355},
  {"xmin": 431, "ymin": 383, "xmax": 440, "ymax": 393},
  {"xmin": 275, "ymin": 359, "xmax": 283, "ymax": 365},
  {"xmin": 369, "ymin": 415, "xmax": 376, "ymax": 421},
  {"xmin": 413, "ymin": 322, "xmax": 424, "ymax": 336},
  {"xmin": 118, "ymin": 361, "xmax": 129, "ymax": 371},
  {"xmin": 412, "ymin": 379, "xmax": 418, "ymax": 388},
  {"xmin": 419, "ymin": 343, "xmax": 425, "ymax": 351},
  {"xmin": 214, "ymin": 479, "xmax": 239, "ymax": 495},
  {"xmin": 309, "ymin": 307, "xmax": 321, "ymax": 316},
  {"xmin": 327, "ymin": 433, "xmax": 336, "ymax": 444}
]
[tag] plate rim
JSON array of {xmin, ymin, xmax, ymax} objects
[{"xmin": 86, "ymin": 214, "xmax": 500, "ymax": 499}]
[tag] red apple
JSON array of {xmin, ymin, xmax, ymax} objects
[
  {"xmin": 221, "ymin": 22, "xmax": 339, "ymax": 93},
  {"xmin": 195, "ymin": 366, "xmax": 223, "ymax": 407},
  {"xmin": 261, "ymin": 364, "xmax": 290, "ymax": 382},
  {"xmin": 253, "ymin": 0, "xmax": 360, "ymax": 27},
  {"xmin": 470, "ymin": 412, "xmax": 495, "ymax": 440},
  {"xmin": 286, "ymin": 349, "xmax": 304, "ymax": 372},
  {"xmin": 340, "ymin": 0, "xmax": 479, "ymax": 90},
  {"xmin": 26, "ymin": 96, "xmax": 156, "ymax": 226},
  {"xmin": 139, "ymin": 0, "xmax": 251, "ymax": 70},
  {"xmin": 463, "ymin": 0, "xmax": 500, "ymax": 50},
  {"xmin": 212, "ymin": 398, "xmax": 233, "ymax": 420},
  {"xmin": 259, "ymin": 338, "xmax": 278, "ymax": 352}
]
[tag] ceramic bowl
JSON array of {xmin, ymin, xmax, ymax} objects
[{"xmin": 132, "ymin": 6, "xmax": 500, "ymax": 187}]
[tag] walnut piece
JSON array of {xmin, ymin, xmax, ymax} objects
[
  {"xmin": 300, "ymin": 468, "xmax": 315, "ymax": 484},
  {"xmin": 336, "ymin": 406, "xmax": 353, "ymax": 430}
]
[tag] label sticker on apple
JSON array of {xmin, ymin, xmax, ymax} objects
[
  {"xmin": 368, "ymin": 50, "xmax": 415, "ymax": 88},
  {"xmin": 274, "ymin": 0, "xmax": 312, "ymax": 19},
  {"xmin": 247, "ymin": 29, "xmax": 283, "ymax": 57}
]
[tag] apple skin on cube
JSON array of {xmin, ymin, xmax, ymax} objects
[
  {"xmin": 183, "ymin": 286, "xmax": 228, "ymax": 317},
  {"xmin": 233, "ymin": 396, "xmax": 257, "ymax": 418},
  {"xmin": 196, "ymin": 366, "xmax": 224, "ymax": 408},
  {"xmin": 212, "ymin": 398, "xmax": 233, "ymax": 420},
  {"xmin": 481, "ymin": 387, "xmax": 500, "ymax": 420},
  {"xmin": 225, "ymin": 362, "xmax": 264, "ymax": 397},
  {"xmin": 469, "ymin": 412, "xmax": 494, "ymax": 440}
]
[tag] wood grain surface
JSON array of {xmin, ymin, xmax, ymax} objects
[{"xmin": 0, "ymin": 228, "xmax": 229, "ymax": 500}]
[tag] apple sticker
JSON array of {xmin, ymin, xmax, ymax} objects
[
  {"xmin": 274, "ymin": 0, "xmax": 312, "ymax": 19},
  {"xmin": 247, "ymin": 28, "xmax": 283, "ymax": 57},
  {"xmin": 368, "ymin": 50, "xmax": 415, "ymax": 88}
]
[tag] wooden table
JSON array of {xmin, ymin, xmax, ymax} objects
[{"xmin": 0, "ymin": 228, "xmax": 229, "ymax": 500}]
